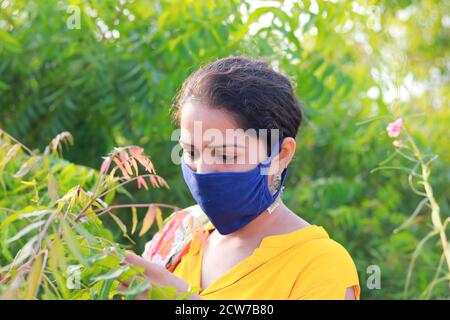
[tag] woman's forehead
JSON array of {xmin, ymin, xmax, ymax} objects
[
  {"xmin": 180, "ymin": 101, "xmax": 240, "ymax": 130},
  {"xmin": 178, "ymin": 101, "xmax": 281, "ymax": 150}
]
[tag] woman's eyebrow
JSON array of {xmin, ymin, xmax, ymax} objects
[
  {"xmin": 206, "ymin": 143, "xmax": 246, "ymax": 149},
  {"xmin": 178, "ymin": 140, "xmax": 246, "ymax": 148}
]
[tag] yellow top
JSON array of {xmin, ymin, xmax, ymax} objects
[{"xmin": 172, "ymin": 221, "xmax": 361, "ymax": 300}]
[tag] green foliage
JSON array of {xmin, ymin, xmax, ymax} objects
[
  {"xmin": 0, "ymin": 0, "xmax": 449, "ymax": 299},
  {"xmin": 0, "ymin": 130, "xmax": 189, "ymax": 299}
]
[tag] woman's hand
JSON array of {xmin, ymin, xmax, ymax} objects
[{"xmin": 119, "ymin": 251, "xmax": 202, "ymax": 300}]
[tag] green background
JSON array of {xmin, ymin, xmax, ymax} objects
[{"xmin": 0, "ymin": 0, "xmax": 449, "ymax": 299}]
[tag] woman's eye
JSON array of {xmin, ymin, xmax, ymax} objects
[
  {"xmin": 183, "ymin": 149, "xmax": 197, "ymax": 159},
  {"xmin": 219, "ymin": 154, "xmax": 238, "ymax": 161}
]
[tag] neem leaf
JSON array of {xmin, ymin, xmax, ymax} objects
[
  {"xmin": 6, "ymin": 220, "xmax": 45, "ymax": 244},
  {"xmin": 139, "ymin": 205, "xmax": 155, "ymax": 237},
  {"xmin": 25, "ymin": 251, "xmax": 47, "ymax": 300},
  {"xmin": 91, "ymin": 265, "xmax": 130, "ymax": 283},
  {"xmin": 131, "ymin": 206, "xmax": 138, "ymax": 235},
  {"xmin": 61, "ymin": 220, "xmax": 89, "ymax": 266}
]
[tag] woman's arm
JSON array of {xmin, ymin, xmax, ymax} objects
[
  {"xmin": 122, "ymin": 251, "xmax": 202, "ymax": 300},
  {"xmin": 345, "ymin": 286, "xmax": 356, "ymax": 300}
]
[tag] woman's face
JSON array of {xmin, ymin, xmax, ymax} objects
[{"xmin": 179, "ymin": 101, "xmax": 272, "ymax": 173}]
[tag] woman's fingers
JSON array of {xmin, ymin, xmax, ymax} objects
[
  {"xmin": 122, "ymin": 251, "xmax": 201, "ymax": 300},
  {"xmin": 124, "ymin": 251, "xmax": 171, "ymax": 285},
  {"xmin": 124, "ymin": 251, "xmax": 150, "ymax": 267}
]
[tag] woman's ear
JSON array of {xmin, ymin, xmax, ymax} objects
[{"xmin": 268, "ymin": 137, "xmax": 296, "ymax": 175}]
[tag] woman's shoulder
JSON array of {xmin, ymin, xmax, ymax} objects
[
  {"xmin": 260, "ymin": 222, "xmax": 358, "ymax": 281},
  {"xmin": 141, "ymin": 204, "xmax": 211, "ymax": 271},
  {"xmin": 293, "ymin": 227, "xmax": 358, "ymax": 273},
  {"xmin": 288, "ymin": 227, "xmax": 360, "ymax": 299}
]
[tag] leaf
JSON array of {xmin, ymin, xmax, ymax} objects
[
  {"xmin": 136, "ymin": 176, "xmax": 148, "ymax": 190},
  {"xmin": 91, "ymin": 265, "xmax": 130, "ymax": 283},
  {"xmin": 0, "ymin": 144, "xmax": 21, "ymax": 167},
  {"xmin": 130, "ymin": 158, "xmax": 139, "ymax": 176},
  {"xmin": 0, "ymin": 236, "xmax": 38, "ymax": 273},
  {"xmin": 112, "ymin": 157, "xmax": 130, "ymax": 178},
  {"xmin": 6, "ymin": 220, "xmax": 45, "ymax": 244},
  {"xmin": 47, "ymin": 173, "xmax": 59, "ymax": 202},
  {"xmin": 139, "ymin": 206, "xmax": 156, "ymax": 237},
  {"xmin": 68, "ymin": 219, "xmax": 97, "ymax": 244},
  {"xmin": 393, "ymin": 198, "xmax": 429, "ymax": 234},
  {"xmin": 13, "ymin": 156, "xmax": 39, "ymax": 178},
  {"xmin": 131, "ymin": 207, "xmax": 138, "ymax": 235},
  {"xmin": 88, "ymin": 252, "xmax": 109, "ymax": 264},
  {"xmin": 156, "ymin": 176, "xmax": 170, "ymax": 189},
  {"xmin": 149, "ymin": 175, "xmax": 159, "ymax": 188},
  {"xmin": 99, "ymin": 278, "xmax": 115, "ymax": 299},
  {"xmin": 20, "ymin": 209, "xmax": 52, "ymax": 219},
  {"xmin": 19, "ymin": 179, "xmax": 39, "ymax": 202},
  {"xmin": 128, "ymin": 147, "xmax": 155, "ymax": 174},
  {"xmin": 44, "ymin": 132, "xmax": 74, "ymax": 156},
  {"xmin": 109, "ymin": 212, "xmax": 127, "ymax": 235},
  {"xmin": 119, "ymin": 150, "xmax": 133, "ymax": 175},
  {"xmin": 155, "ymin": 207, "xmax": 163, "ymax": 231},
  {"xmin": 175, "ymin": 286, "xmax": 201, "ymax": 300},
  {"xmin": 48, "ymin": 238, "xmax": 67, "ymax": 273},
  {"xmin": 61, "ymin": 220, "xmax": 88, "ymax": 266},
  {"xmin": 100, "ymin": 156, "xmax": 112, "ymax": 174},
  {"xmin": 149, "ymin": 284, "xmax": 178, "ymax": 300},
  {"xmin": 109, "ymin": 212, "xmax": 135, "ymax": 244},
  {"xmin": 0, "ymin": 211, "xmax": 22, "ymax": 230},
  {"xmin": 122, "ymin": 278, "xmax": 151, "ymax": 299},
  {"xmin": 24, "ymin": 251, "xmax": 47, "ymax": 300}
]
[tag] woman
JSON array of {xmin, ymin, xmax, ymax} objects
[{"xmin": 124, "ymin": 56, "xmax": 360, "ymax": 300}]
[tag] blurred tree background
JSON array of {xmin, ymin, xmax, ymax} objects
[{"xmin": 0, "ymin": 0, "xmax": 448, "ymax": 299}]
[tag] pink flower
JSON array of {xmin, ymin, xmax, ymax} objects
[
  {"xmin": 386, "ymin": 118, "xmax": 403, "ymax": 138},
  {"xmin": 392, "ymin": 140, "xmax": 403, "ymax": 148}
]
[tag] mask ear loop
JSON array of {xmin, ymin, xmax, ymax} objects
[
  {"xmin": 260, "ymin": 136, "xmax": 288, "ymax": 214},
  {"xmin": 260, "ymin": 136, "xmax": 285, "ymax": 170}
]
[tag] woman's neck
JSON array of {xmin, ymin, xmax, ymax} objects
[{"xmin": 213, "ymin": 199, "xmax": 294, "ymax": 241}]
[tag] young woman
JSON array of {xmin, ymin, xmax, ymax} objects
[{"xmin": 124, "ymin": 56, "xmax": 360, "ymax": 300}]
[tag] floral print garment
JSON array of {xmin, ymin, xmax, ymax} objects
[{"xmin": 142, "ymin": 204, "xmax": 211, "ymax": 272}]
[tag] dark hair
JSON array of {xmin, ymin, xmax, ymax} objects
[{"xmin": 171, "ymin": 56, "xmax": 303, "ymax": 154}]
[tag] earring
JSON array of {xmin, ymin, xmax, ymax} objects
[{"xmin": 270, "ymin": 173, "xmax": 282, "ymax": 195}]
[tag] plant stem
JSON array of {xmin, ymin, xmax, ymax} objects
[
  {"xmin": 0, "ymin": 128, "xmax": 37, "ymax": 156},
  {"xmin": 91, "ymin": 203, "xmax": 180, "ymax": 217},
  {"xmin": 405, "ymin": 128, "xmax": 450, "ymax": 287}
]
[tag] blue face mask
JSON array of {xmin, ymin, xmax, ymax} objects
[{"xmin": 181, "ymin": 138, "xmax": 288, "ymax": 235}]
